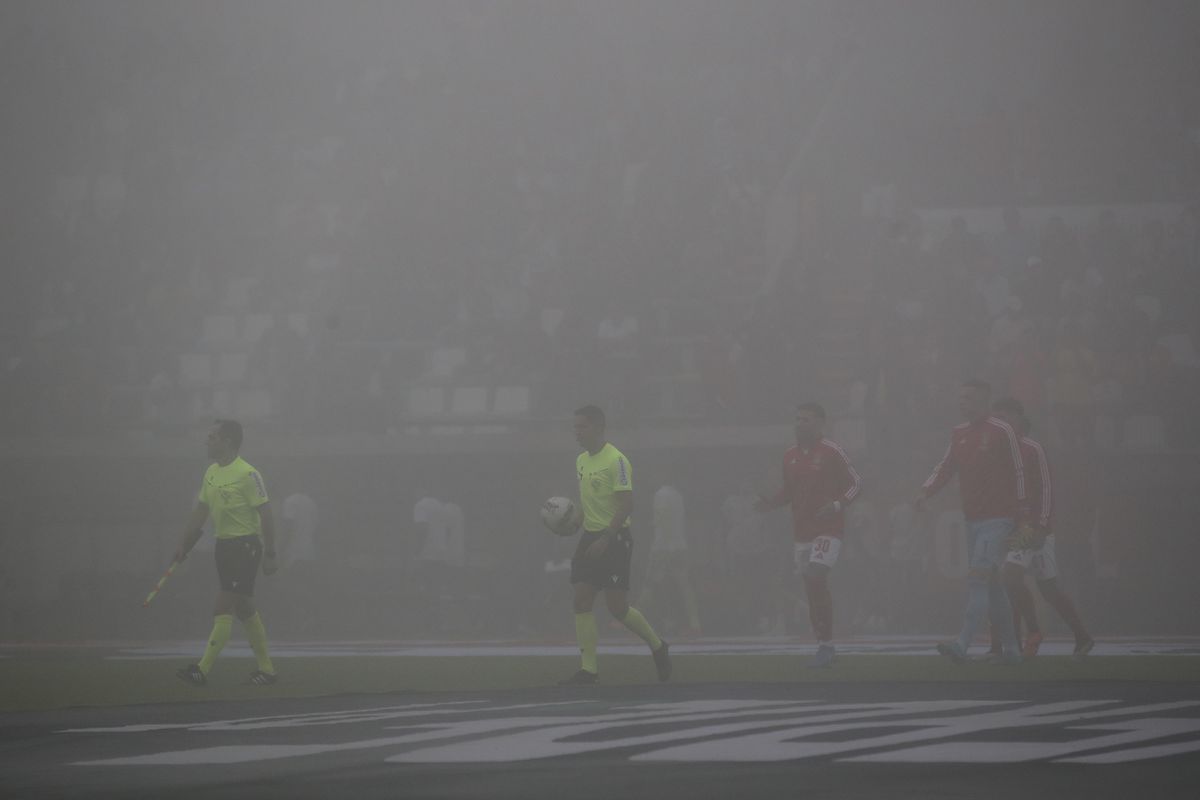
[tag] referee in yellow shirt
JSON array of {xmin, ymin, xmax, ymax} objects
[
  {"xmin": 174, "ymin": 420, "xmax": 280, "ymax": 686},
  {"xmin": 560, "ymin": 405, "xmax": 671, "ymax": 685}
]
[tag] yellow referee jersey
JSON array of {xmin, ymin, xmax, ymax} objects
[
  {"xmin": 198, "ymin": 457, "xmax": 269, "ymax": 539},
  {"xmin": 576, "ymin": 443, "xmax": 632, "ymax": 532}
]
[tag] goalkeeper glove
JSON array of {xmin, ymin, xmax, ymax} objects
[{"xmin": 1006, "ymin": 523, "xmax": 1039, "ymax": 551}]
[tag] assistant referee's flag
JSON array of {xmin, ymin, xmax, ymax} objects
[{"xmin": 143, "ymin": 560, "xmax": 180, "ymax": 607}]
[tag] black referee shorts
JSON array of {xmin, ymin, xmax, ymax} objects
[
  {"xmin": 570, "ymin": 528, "xmax": 633, "ymax": 591},
  {"xmin": 214, "ymin": 535, "xmax": 263, "ymax": 596}
]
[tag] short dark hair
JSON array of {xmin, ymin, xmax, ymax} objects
[
  {"xmin": 214, "ymin": 419, "xmax": 244, "ymax": 450},
  {"xmin": 796, "ymin": 402, "xmax": 826, "ymax": 420},
  {"xmin": 961, "ymin": 378, "xmax": 991, "ymax": 396},
  {"xmin": 991, "ymin": 396, "xmax": 1025, "ymax": 418},
  {"xmin": 574, "ymin": 405, "xmax": 606, "ymax": 427}
]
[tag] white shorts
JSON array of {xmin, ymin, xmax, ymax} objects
[
  {"xmin": 1004, "ymin": 533, "xmax": 1059, "ymax": 581},
  {"xmin": 795, "ymin": 536, "xmax": 841, "ymax": 572}
]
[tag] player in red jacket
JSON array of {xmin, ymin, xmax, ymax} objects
[
  {"xmin": 915, "ymin": 379, "xmax": 1025, "ymax": 664},
  {"xmin": 756, "ymin": 402, "xmax": 862, "ymax": 668},
  {"xmin": 992, "ymin": 397, "xmax": 1095, "ymax": 659}
]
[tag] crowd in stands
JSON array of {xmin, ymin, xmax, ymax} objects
[
  {"xmin": 863, "ymin": 203, "xmax": 1200, "ymax": 464},
  {"xmin": 3, "ymin": 2, "xmax": 1198, "ymax": 452}
]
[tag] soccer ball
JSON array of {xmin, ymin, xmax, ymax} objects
[{"xmin": 540, "ymin": 496, "xmax": 581, "ymax": 537}]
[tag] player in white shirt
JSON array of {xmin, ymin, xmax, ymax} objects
[
  {"xmin": 638, "ymin": 485, "xmax": 702, "ymax": 636},
  {"xmin": 280, "ymin": 492, "xmax": 318, "ymax": 568},
  {"xmin": 412, "ymin": 494, "xmax": 447, "ymax": 564},
  {"xmin": 441, "ymin": 501, "xmax": 466, "ymax": 569}
]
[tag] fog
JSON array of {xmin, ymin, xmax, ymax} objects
[{"xmin": 1, "ymin": 0, "xmax": 1198, "ymax": 644}]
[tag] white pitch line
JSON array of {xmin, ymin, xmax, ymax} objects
[{"xmin": 99, "ymin": 637, "xmax": 1200, "ymax": 660}]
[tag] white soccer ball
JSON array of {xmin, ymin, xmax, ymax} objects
[{"xmin": 540, "ymin": 496, "xmax": 581, "ymax": 537}]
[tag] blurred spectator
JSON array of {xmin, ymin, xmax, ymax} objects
[
  {"xmin": 1040, "ymin": 215, "xmax": 1081, "ymax": 278},
  {"xmin": 280, "ymin": 492, "xmax": 319, "ymax": 570},
  {"xmin": 723, "ymin": 477, "xmax": 793, "ymax": 635},
  {"xmin": 976, "ymin": 253, "xmax": 1014, "ymax": 321},
  {"xmin": 993, "ymin": 206, "xmax": 1034, "ymax": 276},
  {"xmin": 411, "ymin": 492, "xmax": 444, "ymax": 566},
  {"xmin": 278, "ymin": 491, "xmax": 320, "ymax": 635},
  {"xmin": 939, "ymin": 215, "xmax": 983, "ymax": 273},
  {"xmin": 639, "ymin": 484, "xmax": 702, "ymax": 637},
  {"xmin": 411, "ymin": 492, "xmax": 467, "ymax": 633},
  {"xmin": 595, "ymin": 296, "xmax": 643, "ymax": 418},
  {"xmin": 999, "ymin": 320, "xmax": 1049, "ymax": 423},
  {"xmin": 1052, "ymin": 319, "xmax": 1098, "ymax": 451},
  {"xmin": 1011, "ymin": 256, "xmax": 1061, "ymax": 327},
  {"xmin": 596, "ymin": 299, "xmax": 640, "ymax": 354},
  {"xmin": 697, "ymin": 321, "xmax": 743, "ymax": 416},
  {"xmin": 1132, "ymin": 344, "xmax": 1198, "ymax": 447},
  {"xmin": 1088, "ymin": 209, "xmax": 1131, "ymax": 286},
  {"xmin": 442, "ymin": 500, "xmax": 467, "ymax": 571}
]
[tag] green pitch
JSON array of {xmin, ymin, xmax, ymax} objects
[{"xmin": 1, "ymin": 654, "xmax": 1198, "ymax": 713}]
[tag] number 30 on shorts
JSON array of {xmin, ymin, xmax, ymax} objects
[{"xmin": 795, "ymin": 536, "xmax": 841, "ymax": 569}]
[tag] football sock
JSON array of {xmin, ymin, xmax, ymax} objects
[
  {"xmin": 198, "ymin": 614, "xmax": 233, "ymax": 675},
  {"xmin": 1006, "ymin": 574, "xmax": 1039, "ymax": 635},
  {"xmin": 988, "ymin": 582, "xmax": 1020, "ymax": 654},
  {"xmin": 957, "ymin": 579, "xmax": 990, "ymax": 653},
  {"xmin": 619, "ymin": 606, "xmax": 663, "ymax": 651},
  {"xmin": 1041, "ymin": 584, "xmax": 1090, "ymax": 641},
  {"xmin": 803, "ymin": 575, "xmax": 834, "ymax": 643},
  {"xmin": 574, "ymin": 612, "xmax": 598, "ymax": 674},
  {"xmin": 242, "ymin": 612, "xmax": 275, "ymax": 674}
]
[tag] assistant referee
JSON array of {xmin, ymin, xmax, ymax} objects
[{"xmin": 174, "ymin": 419, "xmax": 279, "ymax": 686}]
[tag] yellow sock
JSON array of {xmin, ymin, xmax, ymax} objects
[
  {"xmin": 198, "ymin": 614, "xmax": 233, "ymax": 675},
  {"xmin": 574, "ymin": 612, "xmax": 598, "ymax": 674},
  {"xmin": 619, "ymin": 606, "xmax": 663, "ymax": 651},
  {"xmin": 242, "ymin": 612, "xmax": 275, "ymax": 674}
]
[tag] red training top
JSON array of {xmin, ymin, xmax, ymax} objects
[
  {"xmin": 922, "ymin": 416, "xmax": 1026, "ymax": 522},
  {"xmin": 767, "ymin": 438, "xmax": 862, "ymax": 542}
]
